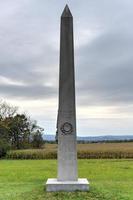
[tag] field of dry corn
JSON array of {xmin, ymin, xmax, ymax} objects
[{"xmin": 6, "ymin": 142, "xmax": 133, "ymax": 159}]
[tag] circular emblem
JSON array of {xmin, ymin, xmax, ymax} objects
[{"xmin": 60, "ymin": 122, "xmax": 73, "ymax": 134}]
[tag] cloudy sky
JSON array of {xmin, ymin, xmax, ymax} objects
[{"xmin": 0, "ymin": 0, "xmax": 133, "ymax": 136}]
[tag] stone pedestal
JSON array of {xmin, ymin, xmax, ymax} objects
[{"xmin": 46, "ymin": 178, "xmax": 89, "ymax": 192}]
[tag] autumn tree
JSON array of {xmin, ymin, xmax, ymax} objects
[{"xmin": 0, "ymin": 101, "xmax": 44, "ymax": 156}]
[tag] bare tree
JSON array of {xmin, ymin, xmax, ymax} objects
[{"xmin": 0, "ymin": 100, "xmax": 18, "ymax": 120}]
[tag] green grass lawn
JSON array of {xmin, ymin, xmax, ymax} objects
[{"xmin": 0, "ymin": 159, "xmax": 133, "ymax": 200}]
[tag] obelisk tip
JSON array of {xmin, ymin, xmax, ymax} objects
[{"xmin": 61, "ymin": 4, "xmax": 72, "ymax": 18}]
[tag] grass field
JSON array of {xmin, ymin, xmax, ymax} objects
[
  {"xmin": 0, "ymin": 159, "xmax": 133, "ymax": 200},
  {"xmin": 6, "ymin": 142, "xmax": 133, "ymax": 159}
]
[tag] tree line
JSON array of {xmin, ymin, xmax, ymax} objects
[{"xmin": 0, "ymin": 101, "xmax": 44, "ymax": 157}]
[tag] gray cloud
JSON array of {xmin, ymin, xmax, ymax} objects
[
  {"xmin": 1, "ymin": 0, "xmax": 133, "ymax": 136},
  {"xmin": 0, "ymin": 84, "xmax": 56, "ymax": 99},
  {"xmin": 75, "ymin": 1, "xmax": 133, "ymax": 106},
  {"xmin": 0, "ymin": 0, "xmax": 60, "ymax": 99},
  {"xmin": 0, "ymin": 0, "xmax": 133, "ymax": 106}
]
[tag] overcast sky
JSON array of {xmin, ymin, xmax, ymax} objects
[{"xmin": 0, "ymin": 0, "xmax": 133, "ymax": 136}]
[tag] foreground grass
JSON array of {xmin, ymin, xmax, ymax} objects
[{"xmin": 0, "ymin": 159, "xmax": 133, "ymax": 200}]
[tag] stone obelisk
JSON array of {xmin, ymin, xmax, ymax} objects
[
  {"xmin": 57, "ymin": 4, "xmax": 77, "ymax": 181},
  {"xmin": 46, "ymin": 5, "xmax": 89, "ymax": 192}
]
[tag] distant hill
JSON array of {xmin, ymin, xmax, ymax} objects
[
  {"xmin": 77, "ymin": 135, "xmax": 133, "ymax": 142},
  {"xmin": 44, "ymin": 134, "xmax": 133, "ymax": 142},
  {"xmin": 44, "ymin": 135, "xmax": 55, "ymax": 141}
]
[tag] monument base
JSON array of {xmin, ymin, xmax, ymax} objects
[{"xmin": 46, "ymin": 178, "xmax": 89, "ymax": 192}]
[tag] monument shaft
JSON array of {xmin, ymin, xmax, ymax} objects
[{"xmin": 57, "ymin": 5, "xmax": 78, "ymax": 181}]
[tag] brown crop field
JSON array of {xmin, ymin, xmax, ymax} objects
[{"xmin": 6, "ymin": 142, "xmax": 133, "ymax": 159}]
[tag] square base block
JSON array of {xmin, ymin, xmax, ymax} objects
[{"xmin": 46, "ymin": 178, "xmax": 89, "ymax": 192}]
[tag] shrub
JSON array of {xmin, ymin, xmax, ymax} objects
[{"xmin": 0, "ymin": 139, "xmax": 10, "ymax": 158}]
